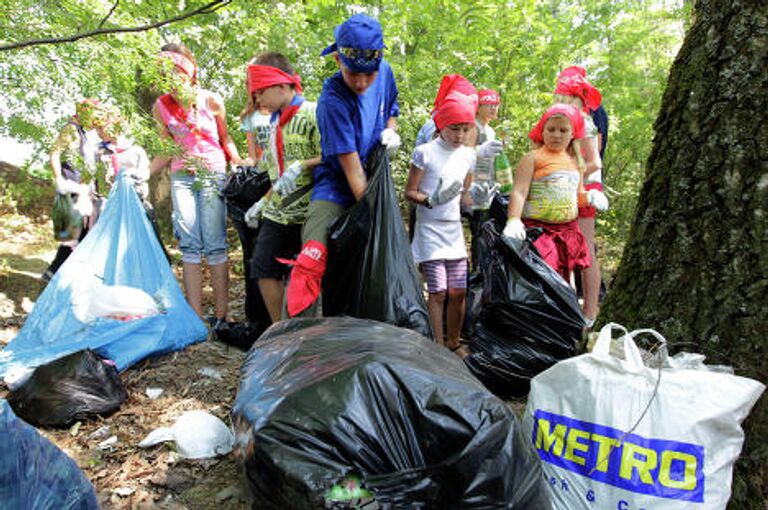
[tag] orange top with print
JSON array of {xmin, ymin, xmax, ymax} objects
[{"xmin": 523, "ymin": 147, "xmax": 585, "ymax": 223}]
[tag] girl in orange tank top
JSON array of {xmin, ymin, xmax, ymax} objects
[{"xmin": 502, "ymin": 104, "xmax": 607, "ymax": 282}]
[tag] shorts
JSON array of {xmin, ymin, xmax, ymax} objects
[
  {"xmin": 578, "ymin": 182, "xmax": 603, "ymax": 219},
  {"xmin": 421, "ymin": 258, "xmax": 468, "ymax": 294},
  {"xmin": 302, "ymin": 199, "xmax": 346, "ymax": 246},
  {"xmin": 252, "ymin": 218, "xmax": 302, "ymax": 279},
  {"xmin": 170, "ymin": 172, "xmax": 228, "ymax": 265}
]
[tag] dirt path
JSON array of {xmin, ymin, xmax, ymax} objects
[{"xmin": 0, "ymin": 212, "xmax": 252, "ymax": 509}]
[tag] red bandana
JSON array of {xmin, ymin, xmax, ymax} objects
[
  {"xmin": 275, "ymin": 99, "xmax": 303, "ymax": 175},
  {"xmin": 247, "ymin": 64, "xmax": 303, "ymax": 94},
  {"xmin": 478, "ymin": 89, "xmax": 500, "ymax": 105},
  {"xmin": 557, "ymin": 65, "xmax": 587, "ymax": 82},
  {"xmin": 432, "ymin": 74, "xmax": 478, "ymax": 130},
  {"xmin": 431, "ymin": 74, "xmax": 477, "ymax": 114},
  {"xmin": 528, "ymin": 104, "xmax": 586, "ymax": 143},
  {"xmin": 554, "ymin": 75, "xmax": 602, "ymax": 112},
  {"xmin": 158, "ymin": 51, "xmax": 197, "ymax": 81}
]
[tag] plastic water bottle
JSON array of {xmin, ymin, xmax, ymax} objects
[{"xmin": 494, "ymin": 149, "xmax": 513, "ymax": 194}]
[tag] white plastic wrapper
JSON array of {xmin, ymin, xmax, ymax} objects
[
  {"xmin": 524, "ymin": 323, "xmax": 764, "ymax": 510},
  {"xmin": 73, "ymin": 284, "xmax": 159, "ymax": 323},
  {"xmin": 138, "ymin": 410, "xmax": 234, "ymax": 459}
]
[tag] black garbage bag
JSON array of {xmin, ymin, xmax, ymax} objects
[
  {"xmin": 461, "ymin": 271, "xmax": 483, "ymax": 339},
  {"xmin": 0, "ymin": 400, "xmax": 100, "ymax": 509},
  {"xmin": 212, "ymin": 320, "xmax": 268, "ymax": 351},
  {"xmin": 232, "ymin": 316, "xmax": 550, "ymax": 510},
  {"xmin": 222, "ymin": 165, "xmax": 271, "ymax": 222},
  {"xmin": 8, "ymin": 349, "xmax": 127, "ymax": 428},
  {"xmin": 323, "ymin": 146, "xmax": 432, "ymax": 339},
  {"xmin": 464, "ymin": 221, "xmax": 584, "ymax": 398}
]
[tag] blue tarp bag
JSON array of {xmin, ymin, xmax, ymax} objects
[
  {"xmin": 0, "ymin": 400, "xmax": 100, "ymax": 509},
  {"xmin": 0, "ymin": 172, "xmax": 207, "ymax": 378}
]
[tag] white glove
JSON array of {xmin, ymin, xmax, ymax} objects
[
  {"xmin": 469, "ymin": 181, "xmax": 500, "ymax": 210},
  {"xmin": 502, "ymin": 217, "xmax": 526, "ymax": 240},
  {"xmin": 245, "ymin": 197, "xmax": 267, "ymax": 229},
  {"xmin": 476, "ymin": 140, "xmax": 503, "ymax": 159},
  {"xmin": 73, "ymin": 188, "xmax": 94, "ymax": 217},
  {"xmin": 380, "ymin": 128, "xmax": 401, "ymax": 155},
  {"xmin": 55, "ymin": 176, "xmax": 82, "ymax": 195},
  {"xmin": 429, "ymin": 179, "xmax": 463, "ymax": 207},
  {"xmin": 586, "ymin": 189, "xmax": 609, "ymax": 212},
  {"xmin": 272, "ymin": 161, "xmax": 304, "ymax": 196}
]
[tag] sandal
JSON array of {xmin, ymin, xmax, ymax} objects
[{"xmin": 449, "ymin": 343, "xmax": 470, "ymax": 358}]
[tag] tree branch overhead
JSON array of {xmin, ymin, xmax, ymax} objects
[{"xmin": 0, "ymin": 0, "xmax": 231, "ymax": 52}]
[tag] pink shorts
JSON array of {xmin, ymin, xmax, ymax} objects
[
  {"xmin": 579, "ymin": 182, "xmax": 603, "ymax": 219},
  {"xmin": 421, "ymin": 258, "xmax": 468, "ymax": 293}
]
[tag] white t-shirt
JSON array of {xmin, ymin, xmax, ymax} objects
[
  {"xmin": 582, "ymin": 115, "xmax": 602, "ymax": 184},
  {"xmin": 100, "ymin": 137, "xmax": 150, "ymax": 199},
  {"xmin": 410, "ymin": 137, "xmax": 476, "ymax": 263}
]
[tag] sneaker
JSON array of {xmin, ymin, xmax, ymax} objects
[{"xmin": 584, "ymin": 317, "xmax": 595, "ymax": 329}]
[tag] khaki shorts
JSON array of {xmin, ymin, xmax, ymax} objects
[{"xmin": 301, "ymin": 199, "xmax": 346, "ymax": 246}]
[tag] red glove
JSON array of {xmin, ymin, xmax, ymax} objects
[{"xmin": 278, "ymin": 240, "xmax": 327, "ymax": 317}]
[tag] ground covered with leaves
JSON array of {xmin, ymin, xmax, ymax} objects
[{"xmin": 0, "ymin": 200, "xmax": 254, "ymax": 509}]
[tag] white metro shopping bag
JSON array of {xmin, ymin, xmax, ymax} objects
[{"xmin": 523, "ymin": 323, "xmax": 764, "ymax": 510}]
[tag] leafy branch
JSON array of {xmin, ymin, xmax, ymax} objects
[
  {"xmin": 0, "ymin": 0, "xmax": 231, "ymax": 52},
  {"xmin": 98, "ymin": 0, "xmax": 121, "ymax": 29}
]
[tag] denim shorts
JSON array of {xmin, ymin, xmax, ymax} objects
[{"xmin": 170, "ymin": 172, "xmax": 228, "ymax": 265}]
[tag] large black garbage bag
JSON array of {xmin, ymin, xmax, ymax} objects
[
  {"xmin": 232, "ymin": 317, "xmax": 550, "ymax": 510},
  {"xmin": 8, "ymin": 349, "xmax": 127, "ymax": 428},
  {"xmin": 464, "ymin": 221, "xmax": 584, "ymax": 398},
  {"xmin": 0, "ymin": 400, "xmax": 100, "ymax": 509},
  {"xmin": 323, "ymin": 146, "xmax": 432, "ymax": 339}
]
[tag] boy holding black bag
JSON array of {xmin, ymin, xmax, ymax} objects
[{"xmin": 242, "ymin": 52, "xmax": 321, "ymax": 322}]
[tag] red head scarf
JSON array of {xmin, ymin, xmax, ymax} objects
[
  {"xmin": 431, "ymin": 74, "xmax": 477, "ymax": 113},
  {"xmin": 478, "ymin": 89, "xmax": 500, "ymax": 105},
  {"xmin": 247, "ymin": 64, "xmax": 303, "ymax": 94},
  {"xmin": 554, "ymin": 75, "xmax": 602, "ymax": 112},
  {"xmin": 528, "ymin": 104, "xmax": 586, "ymax": 144},
  {"xmin": 432, "ymin": 74, "xmax": 478, "ymax": 130},
  {"xmin": 557, "ymin": 65, "xmax": 587, "ymax": 82},
  {"xmin": 158, "ymin": 51, "xmax": 197, "ymax": 81}
]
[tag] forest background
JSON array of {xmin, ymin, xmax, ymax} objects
[
  {"xmin": 0, "ymin": 0, "xmax": 689, "ymax": 273},
  {"xmin": 4, "ymin": 2, "xmax": 768, "ymax": 509}
]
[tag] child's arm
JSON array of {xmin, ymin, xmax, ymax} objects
[
  {"xmin": 404, "ymin": 163, "xmax": 428, "ymax": 206},
  {"xmin": 581, "ymin": 134, "xmax": 602, "ymax": 176},
  {"xmin": 503, "ymin": 151, "xmax": 535, "ymax": 239},
  {"xmin": 507, "ymin": 151, "xmax": 535, "ymax": 220},
  {"xmin": 245, "ymin": 132, "xmax": 260, "ymax": 166},
  {"xmin": 339, "ymin": 152, "xmax": 368, "ymax": 202}
]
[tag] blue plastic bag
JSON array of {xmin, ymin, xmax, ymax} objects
[
  {"xmin": 0, "ymin": 400, "xmax": 100, "ymax": 509},
  {"xmin": 0, "ymin": 172, "xmax": 207, "ymax": 378}
]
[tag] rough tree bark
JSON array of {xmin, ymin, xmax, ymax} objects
[{"xmin": 599, "ymin": 1, "xmax": 767, "ymax": 507}]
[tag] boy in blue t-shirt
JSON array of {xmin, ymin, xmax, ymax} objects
[{"xmin": 283, "ymin": 13, "xmax": 400, "ymax": 317}]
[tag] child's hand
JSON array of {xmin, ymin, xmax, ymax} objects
[
  {"xmin": 587, "ymin": 189, "xmax": 609, "ymax": 211},
  {"xmin": 476, "ymin": 140, "xmax": 503, "ymax": 158},
  {"xmin": 503, "ymin": 218, "xmax": 526, "ymax": 240},
  {"xmin": 430, "ymin": 178, "xmax": 463, "ymax": 206},
  {"xmin": 245, "ymin": 197, "xmax": 267, "ymax": 229},
  {"xmin": 380, "ymin": 128, "xmax": 401, "ymax": 155},
  {"xmin": 273, "ymin": 161, "xmax": 304, "ymax": 196}
]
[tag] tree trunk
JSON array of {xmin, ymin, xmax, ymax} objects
[{"xmin": 599, "ymin": 1, "xmax": 767, "ymax": 507}]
